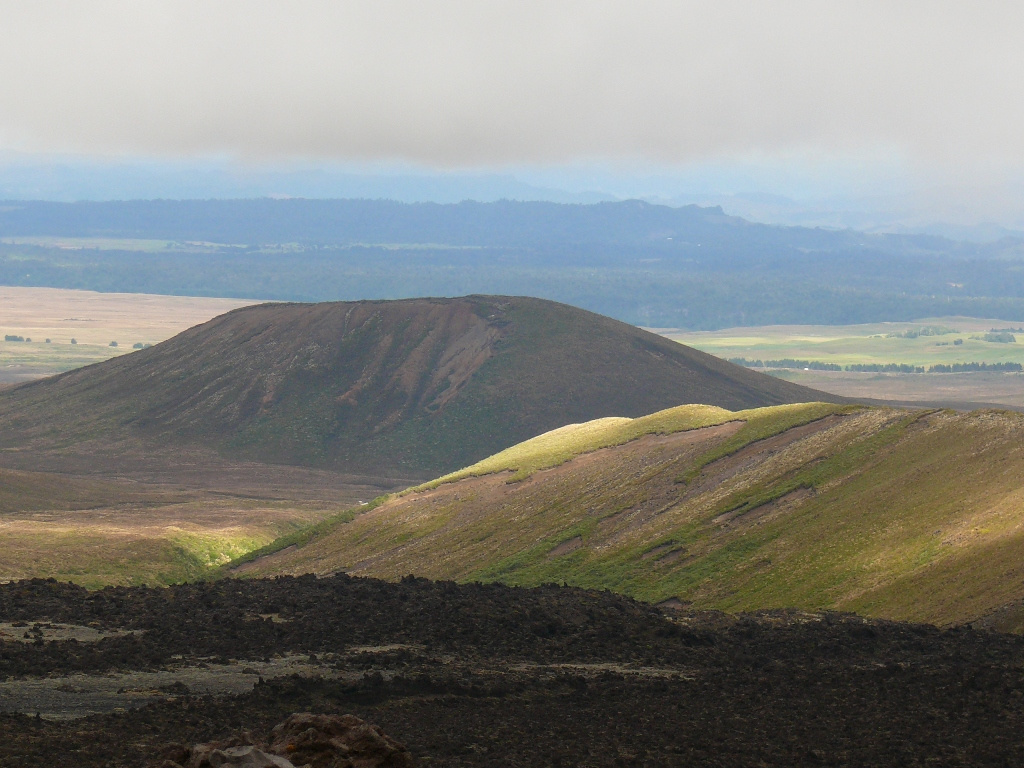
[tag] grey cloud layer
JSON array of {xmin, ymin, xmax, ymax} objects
[{"xmin": 1, "ymin": 1, "xmax": 1022, "ymax": 168}]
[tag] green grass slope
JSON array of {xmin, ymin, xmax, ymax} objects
[
  {"xmin": 237, "ymin": 402, "xmax": 1024, "ymax": 631},
  {"xmin": 0, "ymin": 466, "xmax": 327, "ymax": 588},
  {"xmin": 0, "ymin": 296, "xmax": 833, "ymax": 478}
]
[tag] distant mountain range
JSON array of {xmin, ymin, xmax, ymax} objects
[
  {"xmin": 2, "ymin": 197, "xmax": 1023, "ymax": 328},
  {"xmin": 1, "ymin": 158, "xmax": 1021, "ymax": 241},
  {"xmin": 0, "ymin": 196, "xmax": 861, "ymax": 247}
]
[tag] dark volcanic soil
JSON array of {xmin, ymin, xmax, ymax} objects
[{"xmin": 1, "ymin": 575, "xmax": 1023, "ymax": 767}]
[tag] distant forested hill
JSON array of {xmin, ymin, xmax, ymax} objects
[
  {"xmin": 1, "ymin": 198, "xmax": 1022, "ymax": 329},
  {"xmin": 0, "ymin": 198, "xmax": 849, "ymax": 245}
]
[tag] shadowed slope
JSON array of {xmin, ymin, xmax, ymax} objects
[
  {"xmin": 0, "ymin": 296, "xmax": 833, "ymax": 477},
  {"xmin": 238, "ymin": 402, "xmax": 1024, "ymax": 631}
]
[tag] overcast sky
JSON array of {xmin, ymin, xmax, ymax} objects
[{"xmin": 2, "ymin": 2, "xmax": 1023, "ymax": 224}]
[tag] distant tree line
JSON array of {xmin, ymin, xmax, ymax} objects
[
  {"xmin": 845, "ymin": 363, "xmax": 926, "ymax": 373},
  {"xmin": 929, "ymin": 362, "xmax": 1023, "ymax": 373},
  {"xmin": 980, "ymin": 332, "xmax": 1016, "ymax": 343},
  {"xmin": 885, "ymin": 326, "xmax": 960, "ymax": 339},
  {"xmin": 730, "ymin": 358, "xmax": 1023, "ymax": 374},
  {"xmin": 728, "ymin": 357, "xmax": 842, "ymax": 371}
]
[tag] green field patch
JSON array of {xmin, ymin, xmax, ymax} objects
[
  {"xmin": 664, "ymin": 318, "xmax": 1024, "ymax": 369},
  {"xmin": 0, "ymin": 527, "xmax": 271, "ymax": 589}
]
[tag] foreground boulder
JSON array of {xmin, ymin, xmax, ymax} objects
[
  {"xmin": 268, "ymin": 713, "xmax": 413, "ymax": 768},
  {"xmin": 151, "ymin": 713, "xmax": 415, "ymax": 768}
]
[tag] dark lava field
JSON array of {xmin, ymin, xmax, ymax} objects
[{"xmin": 1, "ymin": 575, "xmax": 1023, "ymax": 766}]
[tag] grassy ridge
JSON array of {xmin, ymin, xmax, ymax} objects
[
  {"xmin": 239, "ymin": 402, "xmax": 1024, "ymax": 630},
  {"xmin": 414, "ymin": 404, "xmax": 737, "ymax": 488},
  {"xmin": 236, "ymin": 402, "xmax": 845, "ymax": 585},
  {"xmin": 417, "ymin": 401, "xmax": 848, "ymax": 490},
  {"xmin": 673, "ymin": 401, "xmax": 856, "ymax": 484},
  {"xmin": 230, "ymin": 401, "xmax": 840, "ymax": 573}
]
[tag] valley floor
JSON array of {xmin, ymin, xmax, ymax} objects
[{"xmin": 0, "ymin": 451, "xmax": 408, "ymax": 587}]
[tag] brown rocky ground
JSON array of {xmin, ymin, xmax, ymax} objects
[{"xmin": 0, "ymin": 574, "xmax": 1023, "ymax": 766}]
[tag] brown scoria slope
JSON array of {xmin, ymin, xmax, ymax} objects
[
  {"xmin": 0, "ymin": 295, "xmax": 832, "ymax": 478},
  {"xmin": 237, "ymin": 401, "xmax": 1024, "ymax": 631}
]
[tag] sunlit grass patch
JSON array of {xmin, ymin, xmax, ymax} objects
[{"xmin": 410, "ymin": 403, "xmax": 741, "ymax": 490}]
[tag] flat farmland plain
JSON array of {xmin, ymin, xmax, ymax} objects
[
  {"xmin": 662, "ymin": 317, "xmax": 1024, "ymax": 408},
  {"xmin": 0, "ymin": 287, "xmax": 255, "ymax": 383}
]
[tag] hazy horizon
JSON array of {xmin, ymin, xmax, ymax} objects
[{"xmin": 2, "ymin": 3, "xmax": 1024, "ymax": 236}]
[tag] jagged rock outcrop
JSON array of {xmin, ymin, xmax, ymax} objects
[{"xmin": 150, "ymin": 713, "xmax": 414, "ymax": 768}]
